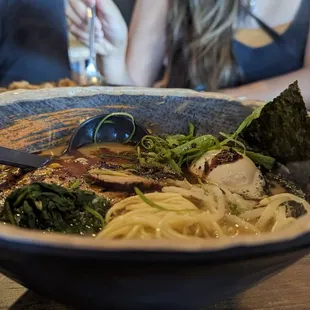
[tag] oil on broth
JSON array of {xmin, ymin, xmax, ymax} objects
[{"xmin": 1, "ymin": 143, "xmax": 309, "ymax": 240}]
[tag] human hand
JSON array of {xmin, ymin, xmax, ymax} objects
[{"xmin": 66, "ymin": 0, "xmax": 128, "ymax": 57}]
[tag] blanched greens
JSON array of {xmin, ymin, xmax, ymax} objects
[
  {"xmin": 138, "ymin": 82, "xmax": 310, "ymax": 173},
  {"xmin": 137, "ymin": 115, "xmax": 275, "ymax": 173},
  {"xmin": 91, "ymin": 95, "xmax": 286, "ymax": 174},
  {"xmin": 1, "ymin": 182, "xmax": 110, "ymax": 235},
  {"xmin": 136, "ymin": 83, "xmax": 310, "ymax": 172},
  {"xmin": 138, "ymin": 131, "xmax": 221, "ymax": 174}
]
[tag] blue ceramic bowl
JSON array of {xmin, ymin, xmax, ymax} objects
[{"xmin": 0, "ymin": 87, "xmax": 310, "ymax": 310}]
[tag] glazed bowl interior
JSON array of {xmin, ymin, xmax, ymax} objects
[{"xmin": 0, "ymin": 86, "xmax": 310, "ymax": 256}]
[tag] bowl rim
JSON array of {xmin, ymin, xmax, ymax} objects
[
  {"xmin": 1, "ymin": 86, "xmax": 310, "ymax": 254},
  {"xmin": 0, "ymin": 216, "xmax": 310, "ymax": 254},
  {"xmin": 0, "ymin": 86, "xmax": 263, "ymax": 107}
]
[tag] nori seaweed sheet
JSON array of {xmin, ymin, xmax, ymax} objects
[
  {"xmin": 240, "ymin": 81, "xmax": 310, "ymax": 164},
  {"xmin": 240, "ymin": 81, "xmax": 310, "ymax": 195}
]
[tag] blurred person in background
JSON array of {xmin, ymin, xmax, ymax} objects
[
  {"xmin": 68, "ymin": 0, "xmax": 310, "ymax": 104},
  {"xmin": 0, "ymin": 0, "xmax": 71, "ymax": 87}
]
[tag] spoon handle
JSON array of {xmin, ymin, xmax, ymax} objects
[
  {"xmin": 0, "ymin": 146, "xmax": 50, "ymax": 169},
  {"xmin": 88, "ymin": 6, "xmax": 96, "ymax": 65}
]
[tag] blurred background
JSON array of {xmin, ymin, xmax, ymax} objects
[
  {"xmin": 0, "ymin": 0, "xmax": 309, "ymax": 106},
  {"xmin": 0, "ymin": 0, "xmax": 135, "ymax": 90},
  {"xmin": 69, "ymin": 0, "xmax": 136, "ymax": 80}
]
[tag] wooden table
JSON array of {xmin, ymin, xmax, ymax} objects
[{"xmin": 1, "ymin": 255, "xmax": 310, "ymax": 310}]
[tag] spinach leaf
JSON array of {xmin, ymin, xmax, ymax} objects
[{"xmin": 1, "ymin": 182, "xmax": 110, "ymax": 235}]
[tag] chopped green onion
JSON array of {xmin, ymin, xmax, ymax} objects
[
  {"xmin": 220, "ymin": 106, "xmax": 263, "ymax": 146},
  {"xmin": 84, "ymin": 205, "xmax": 105, "ymax": 228},
  {"xmin": 169, "ymin": 158, "xmax": 182, "ymax": 174},
  {"xmin": 94, "ymin": 112, "xmax": 136, "ymax": 144},
  {"xmin": 3, "ymin": 201, "xmax": 16, "ymax": 225},
  {"xmin": 220, "ymin": 132, "xmax": 246, "ymax": 153},
  {"xmin": 70, "ymin": 180, "xmax": 81, "ymax": 190},
  {"xmin": 245, "ymin": 151, "xmax": 275, "ymax": 170},
  {"xmin": 134, "ymin": 187, "xmax": 172, "ymax": 211},
  {"xmin": 134, "ymin": 187, "xmax": 195, "ymax": 212}
]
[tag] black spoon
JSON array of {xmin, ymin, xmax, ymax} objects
[
  {"xmin": 66, "ymin": 113, "xmax": 148, "ymax": 152},
  {"xmin": 0, "ymin": 114, "xmax": 148, "ymax": 169},
  {"xmin": 0, "ymin": 146, "xmax": 50, "ymax": 169}
]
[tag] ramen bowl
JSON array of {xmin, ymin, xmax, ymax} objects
[{"xmin": 0, "ymin": 87, "xmax": 310, "ymax": 310}]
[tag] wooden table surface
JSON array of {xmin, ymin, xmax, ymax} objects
[{"xmin": 1, "ymin": 255, "xmax": 310, "ymax": 310}]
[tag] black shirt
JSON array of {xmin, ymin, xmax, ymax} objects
[{"xmin": 0, "ymin": 0, "xmax": 71, "ymax": 86}]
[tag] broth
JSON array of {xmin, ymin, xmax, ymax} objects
[{"xmin": 0, "ymin": 142, "xmax": 309, "ymax": 240}]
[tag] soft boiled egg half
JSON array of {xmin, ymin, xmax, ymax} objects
[{"xmin": 189, "ymin": 149, "xmax": 265, "ymax": 200}]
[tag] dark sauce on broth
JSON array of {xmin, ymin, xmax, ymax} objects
[
  {"xmin": 0, "ymin": 143, "xmax": 306, "ymax": 203},
  {"xmin": 0, "ymin": 143, "xmax": 138, "ymax": 207},
  {"xmin": 0, "ymin": 143, "xmax": 308, "ymax": 238},
  {"xmin": 41, "ymin": 143, "xmax": 137, "ymax": 177}
]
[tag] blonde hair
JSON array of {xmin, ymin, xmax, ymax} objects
[{"xmin": 167, "ymin": 0, "xmax": 243, "ymax": 90}]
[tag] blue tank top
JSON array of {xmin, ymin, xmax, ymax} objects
[
  {"xmin": 0, "ymin": 0, "xmax": 71, "ymax": 87},
  {"xmin": 232, "ymin": 0, "xmax": 310, "ymax": 85},
  {"xmin": 192, "ymin": 0, "xmax": 310, "ymax": 91}
]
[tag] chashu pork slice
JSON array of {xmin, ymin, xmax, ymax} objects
[{"xmin": 85, "ymin": 168, "xmax": 163, "ymax": 192}]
